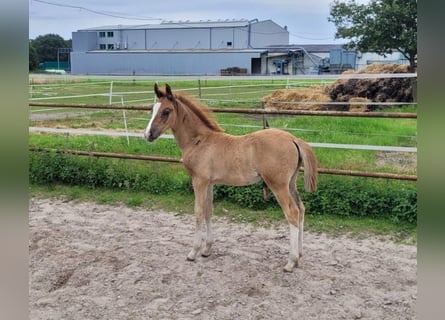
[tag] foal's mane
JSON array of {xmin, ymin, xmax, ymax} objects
[{"xmin": 175, "ymin": 92, "xmax": 223, "ymax": 132}]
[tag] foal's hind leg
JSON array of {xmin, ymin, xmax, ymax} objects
[
  {"xmin": 298, "ymin": 200, "xmax": 305, "ymax": 257},
  {"xmin": 269, "ymin": 182, "xmax": 301, "ymax": 272},
  {"xmin": 290, "ymin": 180, "xmax": 305, "ymax": 258}
]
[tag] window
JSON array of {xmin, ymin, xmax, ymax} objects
[
  {"xmin": 227, "ymin": 41, "xmax": 233, "ymax": 47},
  {"xmin": 107, "ymin": 31, "xmax": 114, "ymax": 37},
  {"xmin": 107, "ymin": 44, "xmax": 114, "ymax": 50},
  {"xmin": 99, "ymin": 44, "xmax": 106, "ymax": 50},
  {"xmin": 99, "ymin": 32, "xmax": 106, "ymax": 38}
]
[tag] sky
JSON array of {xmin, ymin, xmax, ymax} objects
[{"xmin": 29, "ymin": 0, "xmax": 368, "ymax": 44}]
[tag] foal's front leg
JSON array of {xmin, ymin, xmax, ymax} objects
[
  {"xmin": 201, "ymin": 184, "xmax": 214, "ymax": 257},
  {"xmin": 187, "ymin": 179, "xmax": 212, "ymax": 261}
]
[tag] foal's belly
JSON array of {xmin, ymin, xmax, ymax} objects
[{"xmin": 212, "ymin": 168, "xmax": 262, "ymax": 186}]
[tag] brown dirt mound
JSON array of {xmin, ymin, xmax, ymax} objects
[{"xmin": 327, "ymin": 63, "xmax": 414, "ymax": 107}]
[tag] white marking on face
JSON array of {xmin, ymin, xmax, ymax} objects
[{"xmin": 144, "ymin": 102, "xmax": 161, "ymax": 140}]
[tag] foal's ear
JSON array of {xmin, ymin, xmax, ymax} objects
[
  {"xmin": 165, "ymin": 84, "xmax": 174, "ymax": 101},
  {"xmin": 154, "ymin": 83, "xmax": 162, "ymax": 99}
]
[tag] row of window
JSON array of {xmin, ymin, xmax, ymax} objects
[
  {"xmin": 98, "ymin": 31, "xmax": 234, "ymax": 50},
  {"xmin": 99, "ymin": 44, "xmax": 114, "ymax": 50},
  {"xmin": 99, "ymin": 31, "xmax": 114, "ymax": 38}
]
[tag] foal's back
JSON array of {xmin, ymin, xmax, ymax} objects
[{"xmin": 183, "ymin": 128, "xmax": 301, "ymax": 186}]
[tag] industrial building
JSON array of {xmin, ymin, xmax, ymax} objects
[
  {"xmin": 71, "ymin": 19, "xmax": 286, "ymax": 75},
  {"xmin": 70, "ymin": 19, "xmax": 409, "ymax": 76}
]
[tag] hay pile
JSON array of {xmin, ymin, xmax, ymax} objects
[
  {"xmin": 261, "ymin": 86, "xmax": 331, "ymax": 111},
  {"xmin": 262, "ymin": 63, "xmax": 414, "ymax": 112}
]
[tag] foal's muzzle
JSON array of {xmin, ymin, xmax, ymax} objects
[{"xmin": 145, "ymin": 127, "xmax": 161, "ymax": 142}]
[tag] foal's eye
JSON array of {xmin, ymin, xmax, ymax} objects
[{"xmin": 161, "ymin": 109, "xmax": 171, "ymax": 117}]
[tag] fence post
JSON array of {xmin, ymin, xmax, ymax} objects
[
  {"xmin": 121, "ymin": 96, "xmax": 130, "ymax": 146},
  {"xmin": 261, "ymin": 101, "xmax": 269, "ymax": 129},
  {"xmin": 109, "ymin": 81, "xmax": 114, "ymax": 105}
]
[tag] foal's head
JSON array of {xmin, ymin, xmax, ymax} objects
[{"xmin": 144, "ymin": 83, "xmax": 178, "ymax": 142}]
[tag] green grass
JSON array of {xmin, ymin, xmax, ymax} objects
[{"xmin": 29, "ymin": 110, "xmax": 416, "ymax": 175}]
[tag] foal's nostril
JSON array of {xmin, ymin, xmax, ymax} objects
[{"xmin": 146, "ymin": 127, "xmax": 158, "ymax": 142}]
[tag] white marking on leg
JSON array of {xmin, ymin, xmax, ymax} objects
[
  {"xmin": 202, "ymin": 217, "xmax": 213, "ymax": 257},
  {"xmin": 299, "ymin": 220, "xmax": 304, "ymax": 257},
  {"xmin": 284, "ymin": 224, "xmax": 299, "ymax": 272},
  {"xmin": 298, "ymin": 201, "xmax": 305, "ymax": 257},
  {"xmin": 187, "ymin": 228, "xmax": 203, "ymax": 261},
  {"xmin": 144, "ymin": 102, "xmax": 161, "ymax": 140}
]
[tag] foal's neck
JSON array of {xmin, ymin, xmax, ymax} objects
[{"xmin": 172, "ymin": 102, "xmax": 218, "ymax": 151}]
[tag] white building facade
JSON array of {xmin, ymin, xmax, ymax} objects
[{"xmin": 70, "ymin": 19, "xmax": 289, "ymax": 75}]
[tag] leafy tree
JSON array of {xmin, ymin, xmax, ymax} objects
[
  {"xmin": 31, "ymin": 34, "xmax": 71, "ymax": 65},
  {"xmin": 328, "ymin": 0, "xmax": 417, "ymax": 71},
  {"xmin": 29, "ymin": 40, "xmax": 39, "ymax": 71}
]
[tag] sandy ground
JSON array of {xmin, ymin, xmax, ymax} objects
[{"xmin": 29, "ymin": 197, "xmax": 417, "ymax": 320}]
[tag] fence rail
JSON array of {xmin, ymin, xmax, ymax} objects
[
  {"xmin": 29, "ymin": 147, "xmax": 417, "ymax": 181},
  {"xmin": 29, "ymin": 102, "xmax": 417, "ymax": 119},
  {"xmin": 29, "ymin": 127, "xmax": 417, "ymax": 153}
]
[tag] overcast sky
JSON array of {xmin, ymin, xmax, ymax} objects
[{"xmin": 29, "ymin": 0, "xmax": 369, "ymax": 44}]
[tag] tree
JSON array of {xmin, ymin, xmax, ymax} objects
[
  {"xmin": 29, "ymin": 40, "xmax": 39, "ymax": 71},
  {"xmin": 31, "ymin": 34, "xmax": 71, "ymax": 65},
  {"xmin": 328, "ymin": 0, "xmax": 417, "ymax": 71}
]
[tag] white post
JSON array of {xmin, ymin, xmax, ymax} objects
[
  {"xmin": 109, "ymin": 81, "xmax": 113, "ymax": 105},
  {"xmin": 121, "ymin": 96, "xmax": 130, "ymax": 146}
]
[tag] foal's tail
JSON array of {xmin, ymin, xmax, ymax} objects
[{"xmin": 294, "ymin": 139, "xmax": 318, "ymax": 192}]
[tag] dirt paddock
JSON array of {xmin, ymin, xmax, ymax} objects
[{"xmin": 29, "ymin": 197, "xmax": 417, "ymax": 319}]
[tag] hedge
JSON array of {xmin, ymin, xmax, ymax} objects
[{"xmin": 29, "ymin": 152, "xmax": 416, "ymax": 224}]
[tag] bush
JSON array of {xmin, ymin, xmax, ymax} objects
[
  {"xmin": 29, "ymin": 152, "xmax": 416, "ymax": 224},
  {"xmin": 29, "ymin": 152, "xmax": 191, "ymax": 194},
  {"xmin": 214, "ymin": 183, "xmax": 275, "ymax": 210},
  {"xmin": 215, "ymin": 176, "xmax": 416, "ymax": 224},
  {"xmin": 302, "ymin": 176, "xmax": 416, "ymax": 223}
]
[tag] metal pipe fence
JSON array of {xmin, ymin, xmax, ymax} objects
[
  {"xmin": 29, "ymin": 147, "xmax": 417, "ymax": 181},
  {"xmin": 29, "ymin": 101, "xmax": 417, "ymax": 181},
  {"xmin": 29, "ymin": 102, "xmax": 417, "ymax": 119}
]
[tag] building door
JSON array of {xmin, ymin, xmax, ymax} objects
[{"xmin": 251, "ymin": 58, "xmax": 261, "ymax": 75}]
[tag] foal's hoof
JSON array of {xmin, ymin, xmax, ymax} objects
[
  {"xmin": 283, "ymin": 265, "xmax": 294, "ymax": 272},
  {"xmin": 283, "ymin": 260, "xmax": 299, "ymax": 272},
  {"xmin": 201, "ymin": 248, "xmax": 212, "ymax": 257},
  {"xmin": 186, "ymin": 253, "xmax": 196, "ymax": 261}
]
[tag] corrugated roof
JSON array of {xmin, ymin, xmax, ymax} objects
[
  {"xmin": 79, "ymin": 19, "xmax": 251, "ymax": 32},
  {"xmin": 265, "ymin": 44, "xmax": 344, "ymax": 52}
]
